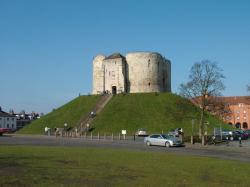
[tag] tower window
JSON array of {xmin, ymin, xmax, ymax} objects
[
  {"xmin": 148, "ymin": 59, "xmax": 150, "ymax": 67},
  {"xmin": 148, "ymin": 82, "xmax": 151, "ymax": 86}
]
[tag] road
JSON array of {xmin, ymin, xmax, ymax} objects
[{"xmin": 1, "ymin": 134, "xmax": 250, "ymax": 163}]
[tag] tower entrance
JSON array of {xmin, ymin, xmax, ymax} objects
[{"xmin": 112, "ymin": 86, "xmax": 117, "ymax": 95}]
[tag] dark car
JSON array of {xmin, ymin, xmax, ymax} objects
[
  {"xmin": 0, "ymin": 128, "xmax": 12, "ymax": 136},
  {"xmin": 234, "ymin": 130, "xmax": 249, "ymax": 140},
  {"xmin": 245, "ymin": 130, "xmax": 250, "ymax": 137},
  {"xmin": 228, "ymin": 131, "xmax": 246, "ymax": 141},
  {"xmin": 221, "ymin": 130, "xmax": 233, "ymax": 140},
  {"xmin": 221, "ymin": 129, "xmax": 249, "ymax": 141}
]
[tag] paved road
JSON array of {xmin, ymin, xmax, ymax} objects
[{"xmin": 1, "ymin": 134, "xmax": 250, "ymax": 163}]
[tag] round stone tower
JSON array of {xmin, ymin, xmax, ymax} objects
[
  {"xmin": 125, "ymin": 52, "xmax": 171, "ymax": 93},
  {"xmin": 92, "ymin": 51, "xmax": 171, "ymax": 94},
  {"xmin": 92, "ymin": 55, "xmax": 106, "ymax": 94}
]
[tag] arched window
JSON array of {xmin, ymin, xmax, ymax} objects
[
  {"xmin": 228, "ymin": 122, "xmax": 233, "ymax": 125},
  {"xmin": 235, "ymin": 122, "xmax": 241, "ymax": 129},
  {"xmin": 243, "ymin": 122, "xmax": 248, "ymax": 129}
]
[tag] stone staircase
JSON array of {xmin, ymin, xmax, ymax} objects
[{"xmin": 74, "ymin": 94, "xmax": 113, "ymax": 134}]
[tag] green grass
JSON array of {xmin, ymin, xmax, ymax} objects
[
  {"xmin": 19, "ymin": 93, "xmax": 231, "ymax": 136},
  {"xmin": 18, "ymin": 95, "xmax": 101, "ymax": 134},
  {"xmin": 92, "ymin": 93, "xmax": 230, "ymax": 135},
  {"xmin": 0, "ymin": 145, "xmax": 249, "ymax": 187}
]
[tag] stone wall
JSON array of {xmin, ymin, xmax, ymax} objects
[
  {"xmin": 126, "ymin": 52, "xmax": 171, "ymax": 93},
  {"xmin": 103, "ymin": 57, "xmax": 126, "ymax": 94},
  {"xmin": 92, "ymin": 52, "xmax": 171, "ymax": 94},
  {"xmin": 92, "ymin": 55, "xmax": 105, "ymax": 94}
]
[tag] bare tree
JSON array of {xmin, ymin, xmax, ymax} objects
[
  {"xmin": 179, "ymin": 60, "xmax": 225, "ymax": 145},
  {"xmin": 205, "ymin": 97, "xmax": 231, "ymax": 120}
]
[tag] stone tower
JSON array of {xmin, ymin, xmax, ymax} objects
[{"xmin": 92, "ymin": 51, "xmax": 171, "ymax": 94}]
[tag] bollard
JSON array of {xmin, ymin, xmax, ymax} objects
[
  {"xmin": 111, "ymin": 133, "xmax": 114, "ymax": 141},
  {"xmin": 91, "ymin": 132, "xmax": 93, "ymax": 140},
  {"xmin": 239, "ymin": 137, "xmax": 242, "ymax": 147},
  {"xmin": 119, "ymin": 133, "xmax": 121, "ymax": 140},
  {"xmin": 226, "ymin": 136, "xmax": 229, "ymax": 146},
  {"xmin": 190, "ymin": 135, "xmax": 194, "ymax": 144}
]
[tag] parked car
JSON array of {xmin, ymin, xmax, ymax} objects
[
  {"xmin": 245, "ymin": 130, "xmax": 250, "ymax": 137},
  {"xmin": 0, "ymin": 128, "xmax": 12, "ymax": 136},
  {"xmin": 221, "ymin": 130, "xmax": 233, "ymax": 140},
  {"xmin": 135, "ymin": 128, "xmax": 148, "ymax": 136},
  {"xmin": 144, "ymin": 134, "xmax": 183, "ymax": 147},
  {"xmin": 226, "ymin": 131, "xmax": 246, "ymax": 141},
  {"xmin": 234, "ymin": 130, "xmax": 249, "ymax": 139}
]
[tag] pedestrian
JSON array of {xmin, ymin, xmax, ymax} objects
[
  {"xmin": 86, "ymin": 123, "xmax": 90, "ymax": 131},
  {"xmin": 44, "ymin": 126, "xmax": 49, "ymax": 135},
  {"xmin": 47, "ymin": 128, "xmax": 50, "ymax": 136}
]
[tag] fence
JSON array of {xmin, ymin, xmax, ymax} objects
[{"xmin": 47, "ymin": 129, "xmax": 144, "ymax": 142}]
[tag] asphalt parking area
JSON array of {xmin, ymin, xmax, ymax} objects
[{"xmin": 1, "ymin": 134, "xmax": 250, "ymax": 162}]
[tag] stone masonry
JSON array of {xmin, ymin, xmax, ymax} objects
[{"xmin": 92, "ymin": 51, "xmax": 171, "ymax": 94}]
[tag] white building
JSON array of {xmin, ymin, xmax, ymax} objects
[{"xmin": 0, "ymin": 107, "xmax": 17, "ymax": 130}]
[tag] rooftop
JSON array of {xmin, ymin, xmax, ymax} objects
[
  {"xmin": 0, "ymin": 111, "xmax": 16, "ymax": 117},
  {"xmin": 221, "ymin": 96, "xmax": 250, "ymax": 105},
  {"xmin": 104, "ymin": 53, "xmax": 125, "ymax": 60}
]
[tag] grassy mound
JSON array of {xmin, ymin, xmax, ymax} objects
[
  {"xmin": 19, "ymin": 93, "xmax": 230, "ymax": 135},
  {"xmin": 92, "ymin": 93, "xmax": 230, "ymax": 135},
  {"xmin": 18, "ymin": 95, "xmax": 100, "ymax": 134}
]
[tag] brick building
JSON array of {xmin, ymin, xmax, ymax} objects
[
  {"xmin": 191, "ymin": 96, "xmax": 250, "ymax": 130},
  {"xmin": 222, "ymin": 96, "xmax": 250, "ymax": 129}
]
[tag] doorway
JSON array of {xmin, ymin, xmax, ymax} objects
[{"xmin": 112, "ymin": 86, "xmax": 117, "ymax": 95}]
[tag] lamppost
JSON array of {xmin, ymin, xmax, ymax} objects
[
  {"xmin": 191, "ymin": 119, "xmax": 195, "ymax": 144},
  {"xmin": 204, "ymin": 121, "xmax": 209, "ymax": 143}
]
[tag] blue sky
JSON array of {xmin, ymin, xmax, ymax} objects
[{"xmin": 0, "ymin": 0, "xmax": 250, "ymax": 113}]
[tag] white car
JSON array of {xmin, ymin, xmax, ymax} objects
[
  {"xmin": 135, "ymin": 128, "xmax": 148, "ymax": 136},
  {"xmin": 144, "ymin": 134, "xmax": 183, "ymax": 147}
]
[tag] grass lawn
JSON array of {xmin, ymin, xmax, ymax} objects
[{"xmin": 0, "ymin": 145, "xmax": 249, "ymax": 187}]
